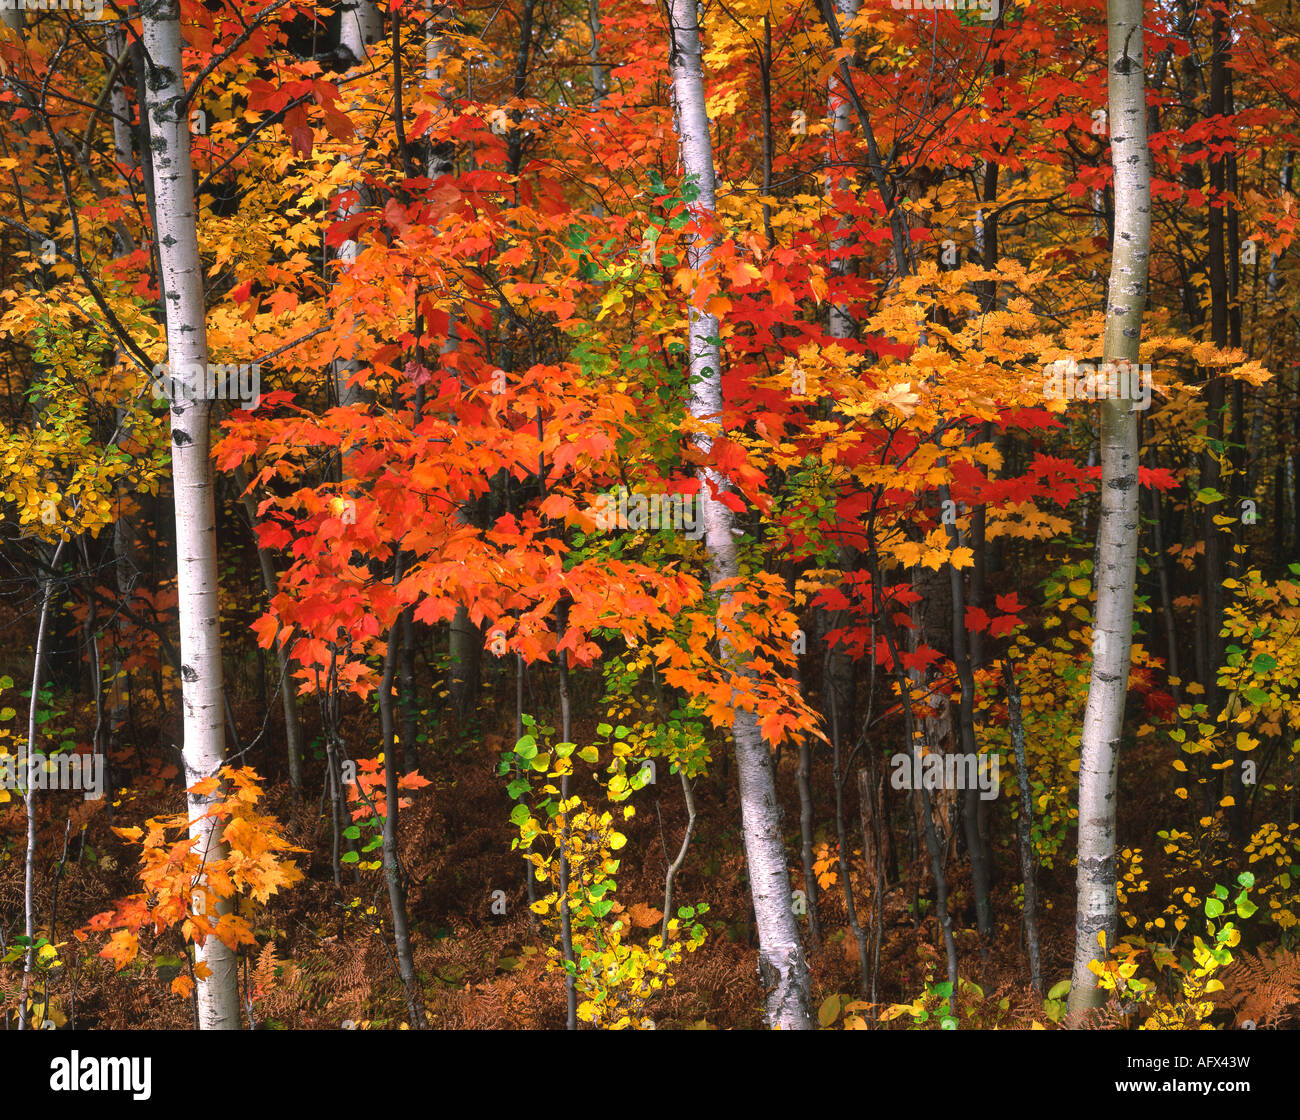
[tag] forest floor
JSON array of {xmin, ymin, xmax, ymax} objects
[{"xmin": 0, "ymin": 667, "xmax": 1176, "ymax": 1031}]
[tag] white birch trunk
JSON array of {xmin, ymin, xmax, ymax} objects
[
  {"xmin": 827, "ymin": 0, "xmax": 858, "ymax": 342},
  {"xmin": 139, "ymin": 0, "xmax": 239, "ymax": 1029},
  {"xmin": 341, "ymin": 0, "xmax": 382, "ymax": 65},
  {"xmin": 1068, "ymin": 0, "xmax": 1150, "ymax": 1022},
  {"xmin": 821, "ymin": 0, "xmax": 860, "ymax": 749},
  {"xmin": 666, "ymin": 0, "xmax": 813, "ymax": 1030},
  {"xmin": 334, "ymin": 0, "xmax": 381, "ymax": 409},
  {"xmin": 586, "ymin": 0, "xmax": 608, "ymax": 104}
]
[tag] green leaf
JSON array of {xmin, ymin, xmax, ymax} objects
[
  {"xmin": 1206, "ymin": 898, "xmax": 1225, "ymax": 919},
  {"xmin": 1251, "ymin": 653, "xmax": 1278, "ymax": 675},
  {"xmin": 1047, "ymin": 979, "xmax": 1071, "ymax": 1000},
  {"xmin": 343, "ymin": 825, "xmax": 361, "ymax": 840},
  {"xmin": 341, "ymin": 851, "xmax": 359, "ymax": 864},
  {"xmin": 1237, "ymin": 871, "xmax": 1256, "ymax": 889},
  {"xmin": 509, "ymin": 804, "xmax": 530, "ymax": 827}
]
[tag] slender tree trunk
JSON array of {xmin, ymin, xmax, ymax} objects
[
  {"xmin": 18, "ymin": 540, "xmax": 63, "ymax": 1029},
  {"xmin": 378, "ymin": 608, "xmax": 426, "ymax": 1026},
  {"xmin": 108, "ymin": 25, "xmax": 142, "ymax": 749},
  {"xmin": 1199, "ymin": 4, "xmax": 1235, "ymax": 833},
  {"xmin": 939, "ymin": 480, "xmax": 993, "ymax": 940},
  {"xmin": 232, "ymin": 463, "xmax": 303, "ymax": 800},
  {"xmin": 666, "ymin": 0, "xmax": 813, "ymax": 1029},
  {"xmin": 555, "ymin": 600, "xmax": 578, "ymax": 1030},
  {"xmin": 586, "ymin": 0, "xmax": 608, "ymax": 103},
  {"xmin": 334, "ymin": 0, "xmax": 381, "ymax": 413},
  {"xmin": 140, "ymin": 0, "xmax": 239, "ymax": 1029},
  {"xmin": 505, "ymin": 0, "xmax": 536, "ymax": 177},
  {"xmin": 1004, "ymin": 658, "xmax": 1041, "ymax": 995},
  {"xmin": 661, "ymin": 769, "xmax": 697, "ymax": 943},
  {"xmin": 827, "ymin": 0, "xmax": 859, "ymax": 341},
  {"xmin": 830, "ymin": 704, "xmax": 870, "ymax": 994},
  {"xmin": 795, "ymin": 735, "xmax": 822, "ymax": 953},
  {"xmin": 1068, "ymin": 0, "xmax": 1150, "ymax": 1021}
]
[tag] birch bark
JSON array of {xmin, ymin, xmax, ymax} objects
[
  {"xmin": 1067, "ymin": 0, "xmax": 1150, "ymax": 1022},
  {"xmin": 140, "ymin": 0, "xmax": 240, "ymax": 1028},
  {"xmin": 665, "ymin": 0, "xmax": 813, "ymax": 1029}
]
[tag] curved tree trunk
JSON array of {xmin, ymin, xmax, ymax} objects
[
  {"xmin": 665, "ymin": 0, "xmax": 813, "ymax": 1030},
  {"xmin": 1068, "ymin": 0, "xmax": 1150, "ymax": 1022}
]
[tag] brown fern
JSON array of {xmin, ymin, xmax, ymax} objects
[{"xmin": 1212, "ymin": 944, "xmax": 1300, "ymax": 1029}]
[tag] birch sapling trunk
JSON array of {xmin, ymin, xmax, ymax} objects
[
  {"xmin": 666, "ymin": 0, "xmax": 813, "ymax": 1030},
  {"xmin": 1067, "ymin": 0, "xmax": 1150, "ymax": 1022},
  {"xmin": 586, "ymin": 0, "xmax": 608, "ymax": 103},
  {"xmin": 334, "ymin": 0, "xmax": 381, "ymax": 413},
  {"xmin": 139, "ymin": 0, "xmax": 240, "ymax": 1028},
  {"xmin": 821, "ymin": 0, "xmax": 858, "ymax": 737},
  {"xmin": 827, "ymin": 0, "xmax": 858, "ymax": 344},
  {"xmin": 324, "ymin": 8, "xmax": 379, "ymax": 838},
  {"xmin": 19, "ymin": 540, "xmax": 63, "ymax": 1029}
]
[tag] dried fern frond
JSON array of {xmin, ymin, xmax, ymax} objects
[{"xmin": 1212, "ymin": 945, "xmax": 1300, "ymax": 1029}]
